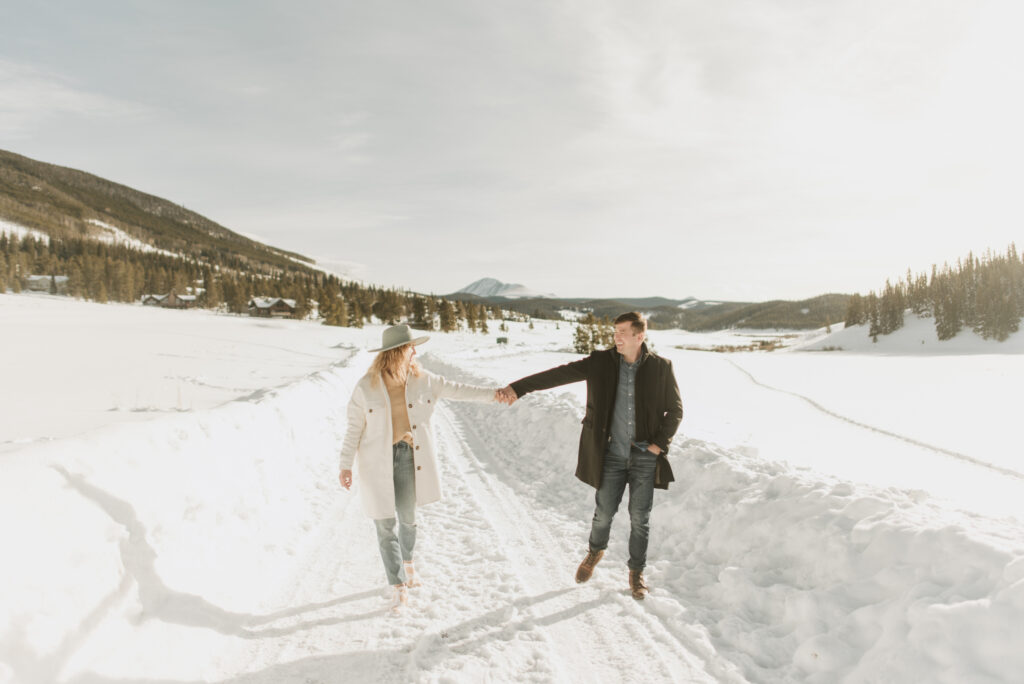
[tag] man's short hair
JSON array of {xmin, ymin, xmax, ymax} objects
[{"xmin": 614, "ymin": 311, "xmax": 647, "ymax": 335}]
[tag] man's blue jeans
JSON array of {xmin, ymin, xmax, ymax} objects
[
  {"xmin": 588, "ymin": 445, "xmax": 657, "ymax": 571},
  {"xmin": 373, "ymin": 441, "xmax": 416, "ymax": 586}
]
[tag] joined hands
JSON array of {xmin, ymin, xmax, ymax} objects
[{"xmin": 494, "ymin": 385, "xmax": 518, "ymax": 405}]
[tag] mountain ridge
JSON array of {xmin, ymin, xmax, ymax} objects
[{"xmin": 0, "ymin": 148, "xmax": 314, "ymax": 275}]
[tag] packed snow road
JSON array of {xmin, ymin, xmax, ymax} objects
[{"xmin": 203, "ymin": 398, "xmax": 724, "ymax": 683}]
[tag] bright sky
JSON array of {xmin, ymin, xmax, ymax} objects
[{"xmin": 2, "ymin": 0, "xmax": 1022, "ymax": 301}]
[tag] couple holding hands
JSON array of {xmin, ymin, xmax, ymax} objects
[{"xmin": 339, "ymin": 312, "xmax": 682, "ymax": 613}]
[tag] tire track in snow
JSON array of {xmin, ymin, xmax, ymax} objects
[
  {"xmin": 723, "ymin": 358, "xmax": 1024, "ymax": 481},
  {"xmin": 432, "ymin": 403, "xmax": 719, "ymax": 684}
]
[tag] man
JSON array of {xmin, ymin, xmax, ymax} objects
[{"xmin": 498, "ymin": 312, "xmax": 682, "ymax": 599}]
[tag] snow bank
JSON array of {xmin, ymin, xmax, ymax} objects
[
  {"xmin": 660, "ymin": 441, "xmax": 1024, "ymax": 683},
  {"xmin": 802, "ymin": 314, "xmax": 1024, "ymax": 354},
  {"xmin": 0, "ymin": 351, "xmax": 367, "ymax": 683},
  {"xmin": 424, "ymin": 355, "xmax": 1024, "ymax": 683}
]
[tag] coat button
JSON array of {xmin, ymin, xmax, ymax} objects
[
  {"xmin": 415, "ymin": 445, "xmax": 420, "ymax": 450},
  {"xmin": 368, "ymin": 408, "xmax": 373, "ymax": 413},
  {"xmin": 413, "ymin": 425, "xmax": 417, "ymax": 429},
  {"xmin": 417, "ymin": 465, "xmax": 422, "ymax": 470},
  {"xmin": 408, "ymin": 403, "xmax": 413, "ymax": 408}
]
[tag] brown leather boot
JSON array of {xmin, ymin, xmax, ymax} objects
[
  {"xmin": 575, "ymin": 549, "xmax": 604, "ymax": 583},
  {"xmin": 629, "ymin": 570, "xmax": 649, "ymax": 600}
]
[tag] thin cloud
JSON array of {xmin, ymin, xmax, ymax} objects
[{"xmin": 0, "ymin": 59, "xmax": 151, "ymax": 138}]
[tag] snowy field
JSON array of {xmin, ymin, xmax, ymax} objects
[{"xmin": 2, "ymin": 292, "xmax": 1023, "ymax": 683}]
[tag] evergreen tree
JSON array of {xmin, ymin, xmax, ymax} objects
[
  {"xmin": 350, "ymin": 300, "xmax": 365, "ymax": 328},
  {"xmin": 879, "ymin": 279, "xmax": 904, "ymax": 334},
  {"xmin": 439, "ymin": 299, "xmax": 457, "ymax": 332},
  {"xmin": 455, "ymin": 300, "xmax": 468, "ymax": 330},
  {"xmin": 229, "ymin": 281, "xmax": 249, "ymax": 314},
  {"xmin": 866, "ymin": 292, "xmax": 881, "ymax": 339},
  {"xmin": 295, "ymin": 292, "xmax": 310, "ymax": 320},
  {"xmin": 68, "ymin": 260, "xmax": 84, "ymax": 298},
  {"xmin": 318, "ymin": 287, "xmax": 335, "ymax": 322},
  {"xmin": 205, "ymin": 274, "xmax": 224, "ymax": 310},
  {"xmin": 844, "ymin": 293, "xmax": 866, "ymax": 326},
  {"xmin": 934, "ymin": 266, "xmax": 962, "ymax": 340},
  {"xmin": 574, "ymin": 323, "xmax": 593, "ymax": 354},
  {"xmin": 335, "ymin": 295, "xmax": 350, "ymax": 327},
  {"xmin": 411, "ymin": 297, "xmax": 428, "ymax": 328}
]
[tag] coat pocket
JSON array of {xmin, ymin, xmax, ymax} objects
[{"xmin": 365, "ymin": 401, "xmax": 387, "ymax": 422}]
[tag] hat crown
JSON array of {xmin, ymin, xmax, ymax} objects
[{"xmin": 372, "ymin": 324, "xmax": 429, "ymax": 352}]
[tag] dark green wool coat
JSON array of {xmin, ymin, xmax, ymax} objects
[{"xmin": 510, "ymin": 343, "xmax": 683, "ymax": 489}]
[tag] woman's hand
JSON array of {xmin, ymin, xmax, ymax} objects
[
  {"xmin": 339, "ymin": 469, "xmax": 353, "ymax": 490},
  {"xmin": 496, "ymin": 386, "xmax": 517, "ymax": 404}
]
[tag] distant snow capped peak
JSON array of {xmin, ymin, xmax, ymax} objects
[{"xmin": 457, "ymin": 277, "xmax": 555, "ymax": 299}]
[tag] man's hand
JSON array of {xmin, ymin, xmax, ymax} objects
[
  {"xmin": 646, "ymin": 444, "xmax": 662, "ymax": 455},
  {"xmin": 339, "ymin": 469, "xmax": 353, "ymax": 490},
  {"xmin": 496, "ymin": 385, "xmax": 518, "ymax": 405}
]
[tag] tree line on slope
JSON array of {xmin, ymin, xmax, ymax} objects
[
  {"xmin": 0, "ymin": 149, "xmax": 309, "ymax": 273},
  {"xmin": 0, "ymin": 233, "xmax": 523, "ymax": 333},
  {"xmin": 844, "ymin": 244, "xmax": 1024, "ymax": 342}
]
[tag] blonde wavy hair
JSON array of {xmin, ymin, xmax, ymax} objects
[{"xmin": 369, "ymin": 344, "xmax": 422, "ymax": 387}]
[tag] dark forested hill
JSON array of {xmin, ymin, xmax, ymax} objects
[{"xmin": 0, "ymin": 148, "xmax": 312, "ymax": 273}]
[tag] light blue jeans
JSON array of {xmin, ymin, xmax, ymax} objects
[
  {"xmin": 587, "ymin": 444, "xmax": 657, "ymax": 571},
  {"xmin": 373, "ymin": 441, "xmax": 417, "ymax": 586}
]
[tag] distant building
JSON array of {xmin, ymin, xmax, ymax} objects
[
  {"xmin": 140, "ymin": 290, "xmax": 197, "ymax": 309},
  {"xmin": 248, "ymin": 297, "xmax": 297, "ymax": 318},
  {"xmin": 23, "ymin": 275, "xmax": 69, "ymax": 295},
  {"xmin": 164, "ymin": 291, "xmax": 197, "ymax": 309}
]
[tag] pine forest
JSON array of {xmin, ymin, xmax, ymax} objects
[
  {"xmin": 0, "ymin": 232, "xmax": 514, "ymax": 333},
  {"xmin": 844, "ymin": 244, "xmax": 1024, "ymax": 342}
]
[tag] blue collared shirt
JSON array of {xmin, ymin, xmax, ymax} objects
[{"xmin": 609, "ymin": 354, "xmax": 640, "ymax": 458}]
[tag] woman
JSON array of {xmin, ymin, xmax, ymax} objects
[{"xmin": 338, "ymin": 324, "xmax": 500, "ymax": 614}]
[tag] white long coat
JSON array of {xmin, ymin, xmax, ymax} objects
[{"xmin": 339, "ymin": 369, "xmax": 494, "ymax": 519}]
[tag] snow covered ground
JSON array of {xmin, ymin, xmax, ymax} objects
[{"xmin": 2, "ymin": 292, "xmax": 1023, "ymax": 683}]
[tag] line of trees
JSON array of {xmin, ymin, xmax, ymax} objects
[
  {"xmin": 844, "ymin": 244, "xmax": 1024, "ymax": 342},
  {"xmin": 0, "ymin": 232, "xmax": 514, "ymax": 333}
]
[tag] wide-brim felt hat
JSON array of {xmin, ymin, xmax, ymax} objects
[{"xmin": 369, "ymin": 324, "xmax": 430, "ymax": 352}]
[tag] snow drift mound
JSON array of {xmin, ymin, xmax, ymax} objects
[
  {"xmin": 0, "ymin": 349, "xmax": 368, "ymax": 683},
  {"xmin": 424, "ymin": 355, "xmax": 1024, "ymax": 684}
]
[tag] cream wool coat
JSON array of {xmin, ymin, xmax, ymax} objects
[{"xmin": 339, "ymin": 369, "xmax": 494, "ymax": 519}]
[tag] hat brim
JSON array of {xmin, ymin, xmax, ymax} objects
[{"xmin": 368, "ymin": 335, "xmax": 430, "ymax": 353}]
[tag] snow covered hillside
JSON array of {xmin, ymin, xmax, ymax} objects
[{"xmin": 1, "ymin": 293, "xmax": 1023, "ymax": 683}]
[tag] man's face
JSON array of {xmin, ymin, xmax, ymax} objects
[{"xmin": 613, "ymin": 322, "xmax": 644, "ymax": 358}]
